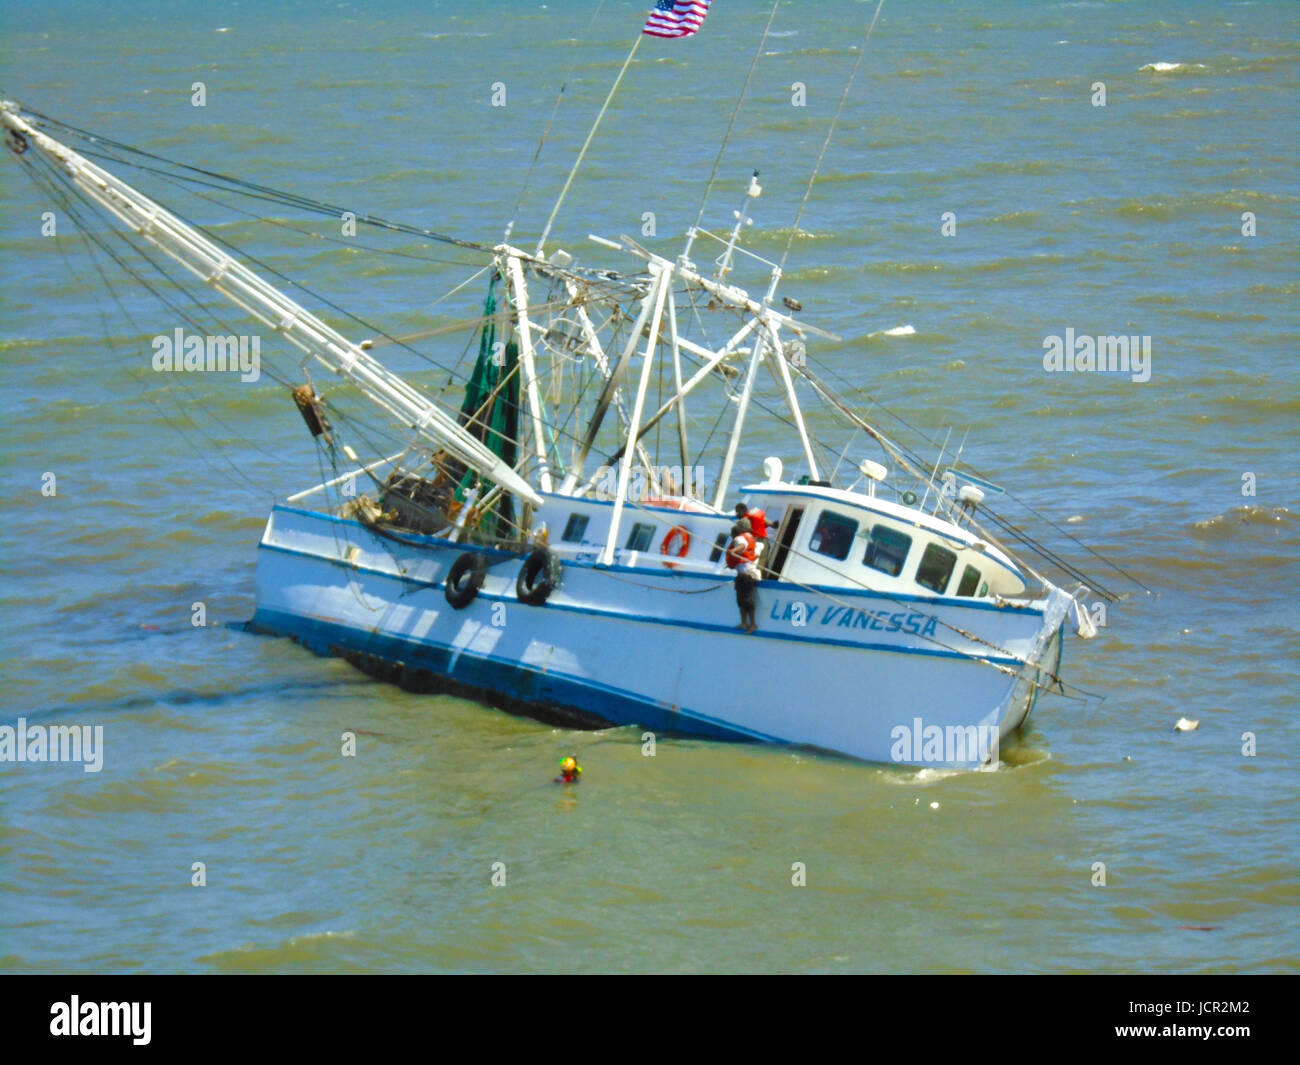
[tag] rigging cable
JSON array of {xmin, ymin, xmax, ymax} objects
[
  {"xmin": 503, "ymin": 0, "xmax": 607, "ymax": 242},
  {"xmin": 683, "ymin": 0, "xmax": 782, "ymax": 260},
  {"xmin": 777, "ymin": 0, "xmax": 886, "ymax": 275}
]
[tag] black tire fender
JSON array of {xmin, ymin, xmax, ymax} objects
[
  {"xmin": 516, "ymin": 546, "xmax": 559, "ymax": 606},
  {"xmin": 444, "ymin": 552, "xmax": 488, "ymax": 609}
]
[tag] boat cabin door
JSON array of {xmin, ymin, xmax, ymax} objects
[{"xmin": 766, "ymin": 506, "xmax": 804, "ymax": 579}]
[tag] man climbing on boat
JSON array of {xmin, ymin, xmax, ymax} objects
[
  {"xmin": 726, "ymin": 518, "xmax": 760, "ymax": 633},
  {"xmin": 734, "ymin": 502, "xmax": 773, "ymax": 575}
]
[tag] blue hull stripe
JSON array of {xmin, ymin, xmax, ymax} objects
[{"xmin": 258, "ymin": 539, "xmax": 1024, "ymax": 667}]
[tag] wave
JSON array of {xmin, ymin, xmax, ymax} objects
[
  {"xmin": 982, "ymin": 209, "xmax": 1047, "ymax": 228},
  {"xmin": 1066, "ymin": 189, "xmax": 1291, "ymax": 221},
  {"xmin": 961, "ymin": 159, "xmax": 1067, "ymax": 178},
  {"xmin": 1191, "ymin": 505, "xmax": 1298, "ymax": 541},
  {"xmin": 1140, "ymin": 62, "xmax": 1208, "ymax": 74},
  {"xmin": 761, "ymin": 46, "xmax": 856, "ymax": 59}
]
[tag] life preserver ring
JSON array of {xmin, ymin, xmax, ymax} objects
[
  {"xmin": 660, "ymin": 525, "xmax": 690, "ymax": 569},
  {"xmin": 444, "ymin": 552, "xmax": 487, "ymax": 609},
  {"xmin": 516, "ymin": 546, "xmax": 559, "ymax": 605}
]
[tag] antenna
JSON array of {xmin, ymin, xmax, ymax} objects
[
  {"xmin": 716, "ymin": 170, "xmax": 762, "ymax": 281},
  {"xmin": 918, "ymin": 426, "xmax": 951, "ymax": 512}
]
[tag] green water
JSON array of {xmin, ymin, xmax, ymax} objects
[{"xmin": 0, "ymin": 0, "xmax": 1296, "ymax": 972}]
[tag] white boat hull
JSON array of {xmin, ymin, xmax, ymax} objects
[{"xmin": 252, "ymin": 506, "xmax": 1071, "ymax": 767}]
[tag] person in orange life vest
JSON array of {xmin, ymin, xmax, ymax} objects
[
  {"xmin": 733, "ymin": 502, "xmax": 769, "ymax": 540},
  {"xmin": 726, "ymin": 518, "xmax": 760, "ymax": 633},
  {"xmin": 734, "ymin": 503, "xmax": 774, "ymax": 575},
  {"xmin": 555, "ymin": 755, "xmax": 582, "ymax": 784}
]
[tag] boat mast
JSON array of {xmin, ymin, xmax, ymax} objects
[
  {"xmin": 598, "ymin": 262, "xmax": 671, "ymax": 565},
  {"xmin": 502, "ymin": 249, "xmax": 554, "ymax": 493}
]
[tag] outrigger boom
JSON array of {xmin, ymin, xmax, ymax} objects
[{"xmin": 0, "ymin": 100, "xmax": 543, "ymax": 507}]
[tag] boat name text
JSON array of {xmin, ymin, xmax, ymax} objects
[{"xmin": 770, "ymin": 598, "xmax": 940, "ymax": 638}]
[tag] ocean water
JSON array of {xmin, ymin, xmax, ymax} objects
[{"xmin": 0, "ymin": 0, "xmax": 1296, "ymax": 973}]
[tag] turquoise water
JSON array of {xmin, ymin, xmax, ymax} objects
[{"xmin": 0, "ymin": 0, "xmax": 1296, "ymax": 972}]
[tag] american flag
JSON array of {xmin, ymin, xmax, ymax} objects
[{"xmin": 642, "ymin": 0, "xmax": 712, "ymax": 39}]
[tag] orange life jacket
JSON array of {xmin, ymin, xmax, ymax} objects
[{"xmin": 725, "ymin": 532, "xmax": 757, "ymax": 569}]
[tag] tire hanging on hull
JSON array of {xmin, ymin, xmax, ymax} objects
[
  {"xmin": 516, "ymin": 546, "xmax": 559, "ymax": 605},
  {"xmin": 444, "ymin": 552, "xmax": 488, "ymax": 609}
]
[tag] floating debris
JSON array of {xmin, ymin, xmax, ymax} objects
[{"xmin": 1174, "ymin": 717, "xmax": 1199, "ymax": 732}]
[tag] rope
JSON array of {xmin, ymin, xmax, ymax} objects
[
  {"xmin": 686, "ymin": 0, "xmax": 782, "ymax": 246},
  {"xmin": 778, "ymin": 0, "xmax": 886, "ymax": 273},
  {"xmin": 504, "ymin": 0, "xmax": 607, "ymax": 242}
]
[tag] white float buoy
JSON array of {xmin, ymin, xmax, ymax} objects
[{"xmin": 1174, "ymin": 717, "xmax": 1200, "ymax": 732}]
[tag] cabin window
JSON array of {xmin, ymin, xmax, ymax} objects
[
  {"xmin": 709, "ymin": 531, "xmax": 729, "ymax": 562},
  {"xmin": 808, "ymin": 510, "xmax": 858, "ymax": 561},
  {"xmin": 915, "ymin": 543, "xmax": 958, "ymax": 594},
  {"xmin": 625, "ymin": 522, "xmax": 655, "ymax": 552},
  {"xmin": 562, "ymin": 513, "xmax": 589, "ymax": 542},
  {"xmin": 978, "ymin": 580, "xmax": 989, "ymax": 598},
  {"xmin": 862, "ymin": 524, "xmax": 911, "ymax": 577},
  {"xmin": 956, "ymin": 564, "xmax": 981, "ymax": 597}
]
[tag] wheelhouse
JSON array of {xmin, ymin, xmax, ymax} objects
[
  {"xmin": 739, "ymin": 480, "xmax": 1026, "ymax": 598},
  {"xmin": 537, "ymin": 473, "xmax": 1025, "ymax": 601}
]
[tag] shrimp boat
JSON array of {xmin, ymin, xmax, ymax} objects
[{"xmin": 0, "ymin": 22, "xmax": 1105, "ymax": 768}]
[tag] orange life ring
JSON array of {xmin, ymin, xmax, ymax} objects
[{"xmin": 660, "ymin": 524, "xmax": 691, "ymax": 568}]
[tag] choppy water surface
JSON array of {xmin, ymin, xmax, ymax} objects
[{"xmin": 0, "ymin": 0, "xmax": 1296, "ymax": 973}]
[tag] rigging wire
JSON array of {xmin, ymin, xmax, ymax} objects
[
  {"xmin": 777, "ymin": 0, "xmax": 886, "ymax": 275},
  {"xmin": 685, "ymin": 0, "xmax": 782, "ymax": 252},
  {"xmin": 503, "ymin": 0, "xmax": 607, "ymax": 242},
  {"xmin": 21, "ymin": 153, "xmax": 288, "ymax": 499},
  {"xmin": 535, "ymin": 26, "xmax": 643, "ymax": 256}
]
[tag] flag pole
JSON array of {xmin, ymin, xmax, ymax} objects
[{"xmin": 535, "ymin": 32, "xmax": 644, "ymax": 258}]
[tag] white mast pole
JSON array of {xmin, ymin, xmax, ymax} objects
[
  {"xmin": 575, "ymin": 315, "xmax": 761, "ymax": 496},
  {"xmin": 763, "ymin": 324, "xmax": 819, "ymax": 479},
  {"xmin": 665, "ymin": 288, "xmax": 691, "ymax": 471},
  {"xmin": 568, "ymin": 279, "xmax": 659, "ymax": 489},
  {"xmin": 600, "ymin": 263, "xmax": 670, "ymax": 566},
  {"xmin": 504, "ymin": 252, "xmax": 554, "ymax": 493},
  {"xmin": 712, "ymin": 329, "xmax": 765, "ymax": 510},
  {"xmin": 557, "ymin": 278, "xmax": 656, "ymax": 496}
]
